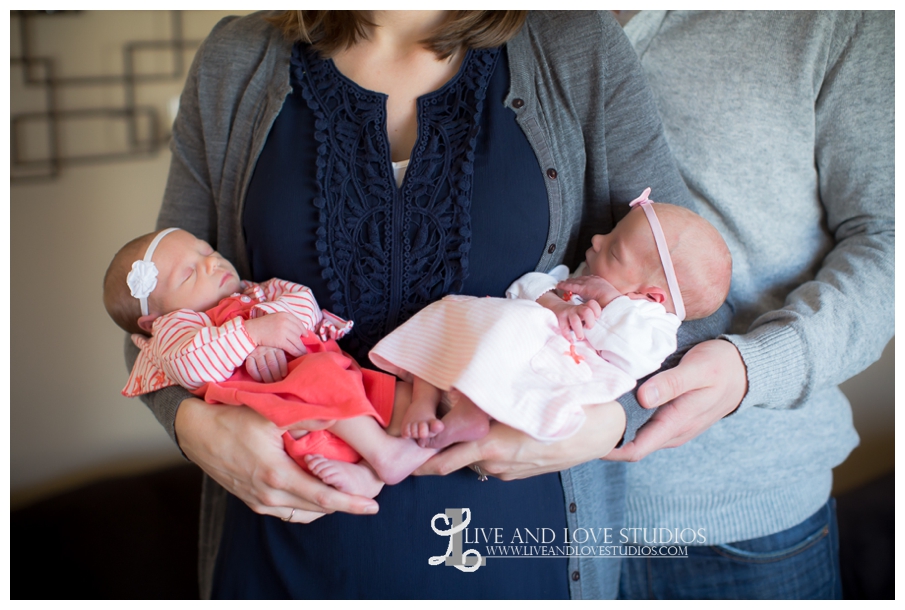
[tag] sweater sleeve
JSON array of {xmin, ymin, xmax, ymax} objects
[
  {"xmin": 124, "ymin": 16, "xmax": 242, "ymax": 446},
  {"xmin": 594, "ymin": 11, "xmax": 696, "ymax": 211},
  {"xmin": 724, "ymin": 12, "xmax": 894, "ymax": 411},
  {"xmin": 155, "ymin": 17, "xmax": 241, "ymax": 247}
]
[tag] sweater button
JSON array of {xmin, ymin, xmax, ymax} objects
[
  {"xmin": 569, "ymin": 502, "xmax": 577, "ymax": 513},
  {"xmin": 547, "ymin": 244, "xmax": 556, "ymax": 254},
  {"xmin": 571, "ymin": 571, "xmax": 580, "ymax": 581},
  {"xmin": 546, "ymin": 168, "xmax": 558, "ymax": 179},
  {"xmin": 240, "ymin": 296, "xmax": 251, "ymax": 303},
  {"xmin": 512, "ymin": 98, "xmax": 525, "ymax": 108}
]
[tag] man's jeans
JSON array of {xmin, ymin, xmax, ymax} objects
[{"xmin": 618, "ymin": 499, "xmax": 841, "ymax": 599}]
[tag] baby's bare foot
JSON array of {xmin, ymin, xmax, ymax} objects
[
  {"xmin": 304, "ymin": 454, "xmax": 384, "ymax": 498},
  {"xmin": 420, "ymin": 400, "xmax": 491, "ymax": 450},
  {"xmin": 400, "ymin": 397, "xmax": 442, "ymax": 438},
  {"xmin": 400, "ymin": 378, "xmax": 443, "ymax": 440},
  {"xmin": 403, "ymin": 418, "xmax": 445, "ymax": 440},
  {"xmin": 368, "ymin": 438, "xmax": 437, "ymax": 485}
]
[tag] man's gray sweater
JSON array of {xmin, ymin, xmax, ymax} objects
[{"xmin": 622, "ymin": 11, "xmax": 894, "ymax": 543}]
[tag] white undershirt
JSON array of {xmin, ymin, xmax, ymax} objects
[{"xmin": 392, "ymin": 159, "xmax": 409, "ymax": 188}]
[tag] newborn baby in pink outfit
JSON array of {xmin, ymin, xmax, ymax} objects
[{"xmin": 370, "ymin": 188, "xmax": 732, "ymax": 450}]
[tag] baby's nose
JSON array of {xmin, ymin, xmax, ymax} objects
[{"xmin": 591, "ymin": 234, "xmax": 604, "ymax": 251}]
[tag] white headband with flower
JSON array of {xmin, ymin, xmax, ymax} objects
[{"xmin": 126, "ymin": 228, "xmax": 179, "ymax": 316}]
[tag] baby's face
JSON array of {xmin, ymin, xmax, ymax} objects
[
  {"xmin": 584, "ymin": 206, "xmax": 660, "ymax": 295},
  {"xmin": 148, "ymin": 230, "xmax": 241, "ymax": 315}
]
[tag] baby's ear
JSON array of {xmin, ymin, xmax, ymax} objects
[
  {"xmin": 137, "ymin": 313, "xmax": 160, "ymax": 333},
  {"xmin": 641, "ymin": 286, "xmax": 667, "ymax": 305}
]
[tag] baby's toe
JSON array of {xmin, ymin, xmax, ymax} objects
[{"xmin": 428, "ymin": 419, "xmax": 445, "ymax": 436}]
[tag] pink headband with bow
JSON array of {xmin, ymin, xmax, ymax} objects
[{"xmin": 629, "ymin": 188, "xmax": 685, "ymax": 321}]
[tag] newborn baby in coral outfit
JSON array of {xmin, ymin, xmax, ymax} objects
[{"xmin": 104, "ymin": 228, "xmax": 435, "ymax": 498}]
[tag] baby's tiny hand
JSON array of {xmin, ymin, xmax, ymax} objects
[
  {"xmin": 244, "ymin": 313, "xmax": 308, "ymax": 357},
  {"xmin": 538, "ymin": 292, "xmax": 601, "ymax": 340},
  {"xmin": 245, "ymin": 346, "xmax": 290, "ymax": 383},
  {"xmin": 557, "ymin": 275, "xmax": 622, "ymax": 308}
]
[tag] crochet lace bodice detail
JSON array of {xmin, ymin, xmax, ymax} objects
[{"xmin": 290, "ymin": 44, "xmax": 499, "ymax": 354}]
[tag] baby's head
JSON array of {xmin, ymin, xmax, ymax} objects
[
  {"xmin": 103, "ymin": 228, "xmax": 241, "ymax": 335},
  {"xmin": 585, "ymin": 191, "xmax": 731, "ymax": 320}
]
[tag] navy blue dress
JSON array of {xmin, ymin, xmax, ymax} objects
[{"xmin": 212, "ymin": 44, "xmax": 568, "ymax": 599}]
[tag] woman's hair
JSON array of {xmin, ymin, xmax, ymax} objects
[{"xmin": 268, "ymin": 11, "xmax": 528, "ymax": 60}]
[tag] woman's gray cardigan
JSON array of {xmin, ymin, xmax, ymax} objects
[{"xmin": 128, "ymin": 11, "xmax": 727, "ymax": 599}]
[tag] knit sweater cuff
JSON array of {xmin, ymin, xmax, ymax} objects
[
  {"xmin": 723, "ymin": 324, "xmax": 808, "ymax": 412},
  {"xmin": 142, "ymin": 384, "xmax": 193, "ymax": 457},
  {"xmin": 617, "ymin": 388, "xmax": 654, "ymax": 446}
]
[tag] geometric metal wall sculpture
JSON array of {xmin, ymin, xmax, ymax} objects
[{"xmin": 10, "ymin": 10, "xmax": 202, "ymax": 181}]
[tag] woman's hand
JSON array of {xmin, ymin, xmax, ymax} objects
[
  {"xmin": 415, "ymin": 400, "xmax": 626, "ymax": 480},
  {"xmin": 604, "ymin": 339, "xmax": 747, "ymax": 461},
  {"xmin": 175, "ymin": 397, "xmax": 379, "ymax": 522}
]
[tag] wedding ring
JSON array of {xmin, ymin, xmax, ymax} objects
[
  {"xmin": 281, "ymin": 508, "xmax": 297, "ymax": 522},
  {"xmin": 471, "ymin": 464, "xmax": 489, "ymax": 482}
]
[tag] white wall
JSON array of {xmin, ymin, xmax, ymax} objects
[
  {"xmin": 11, "ymin": 154, "xmax": 179, "ymax": 501},
  {"xmin": 8, "ymin": 10, "xmax": 894, "ymax": 505},
  {"xmin": 10, "ymin": 10, "xmax": 251, "ymax": 506}
]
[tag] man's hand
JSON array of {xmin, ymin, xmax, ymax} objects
[
  {"xmin": 245, "ymin": 346, "xmax": 289, "ymax": 382},
  {"xmin": 605, "ymin": 339, "xmax": 747, "ymax": 462},
  {"xmin": 416, "ymin": 401, "xmax": 625, "ymax": 480},
  {"xmin": 557, "ymin": 274, "xmax": 622, "ymax": 308},
  {"xmin": 537, "ymin": 292, "xmax": 601, "ymax": 340},
  {"xmin": 244, "ymin": 313, "xmax": 308, "ymax": 357}
]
